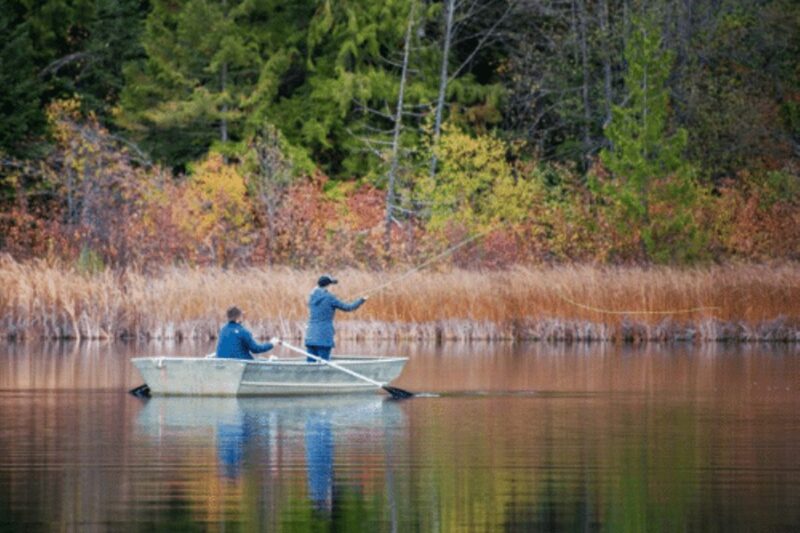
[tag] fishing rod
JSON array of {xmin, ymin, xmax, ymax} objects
[{"xmin": 363, "ymin": 227, "xmax": 492, "ymax": 298}]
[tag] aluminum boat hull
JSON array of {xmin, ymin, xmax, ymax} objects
[{"xmin": 131, "ymin": 356, "xmax": 408, "ymax": 396}]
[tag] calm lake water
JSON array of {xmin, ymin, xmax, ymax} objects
[{"xmin": 1, "ymin": 341, "xmax": 799, "ymax": 532}]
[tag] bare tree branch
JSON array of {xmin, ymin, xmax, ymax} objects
[
  {"xmin": 449, "ymin": 1, "xmax": 517, "ymax": 82},
  {"xmin": 39, "ymin": 52, "xmax": 94, "ymax": 78}
]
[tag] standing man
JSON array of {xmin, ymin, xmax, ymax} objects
[
  {"xmin": 216, "ymin": 306, "xmax": 274, "ymax": 360},
  {"xmin": 304, "ymin": 275, "xmax": 367, "ymax": 362}
]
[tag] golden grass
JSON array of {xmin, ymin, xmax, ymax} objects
[{"xmin": 1, "ymin": 256, "xmax": 798, "ymax": 341}]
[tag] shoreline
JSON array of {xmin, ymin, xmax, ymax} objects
[
  {"xmin": 4, "ymin": 315, "xmax": 799, "ymax": 344},
  {"xmin": 2, "ymin": 260, "xmax": 798, "ymax": 342}
]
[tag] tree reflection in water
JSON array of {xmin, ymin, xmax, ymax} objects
[
  {"xmin": 135, "ymin": 394, "xmax": 402, "ymax": 529},
  {"xmin": 2, "ymin": 342, "xmax": 799, "ymax": 531}
]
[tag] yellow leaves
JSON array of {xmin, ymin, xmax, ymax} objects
[
  {"xmin": 179, "ymin": 153, "xmax": 252, "ymax": 245},
  {"xmin": 422, "ymin": 124, "xmax": 542, "ymax": 232},
  {"xmin": 46, "ymin": 99, "xmax": 84, "ymax": 147},
  {"xmin": 1, "ymin": 171, "xmax": 19, "ymax": 190},
  {"xmin": 45, "ymin": 98, "xmax": 82, "ymax": 123}
]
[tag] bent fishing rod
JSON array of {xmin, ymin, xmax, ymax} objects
[{"xmin": 362, "ymin": 227, "xmax": 492, "ymax": 298}]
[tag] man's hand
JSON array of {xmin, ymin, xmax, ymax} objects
[{"xmin": 270, "ymin": 337, "xmax": 283, "ymax": 345}]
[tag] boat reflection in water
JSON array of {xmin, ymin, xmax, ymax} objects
[{"xmin": 135, "ymin": 394, "xmax": 406, "ymax": 519}]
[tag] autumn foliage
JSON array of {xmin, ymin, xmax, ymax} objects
[
  {"xmin": 1, "ymin": 99, "xmax": 799, "ymax": 271},
  {"xmin": 1, "ymin": 100, "xmax": 798, "ymax": 341}
]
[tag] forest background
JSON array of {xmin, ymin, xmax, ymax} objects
[{"xmin": 0, "ymin": 0, "xmax": 799, "ymax": 340}]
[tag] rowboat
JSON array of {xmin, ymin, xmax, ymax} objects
[{"xmin": 131, "ymin": 355, "xmax": 409, "ymax": 396}]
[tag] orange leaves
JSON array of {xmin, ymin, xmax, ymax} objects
[
  {"xmin": 343, "ymin": 183, "xmax": 384, "ymax": 231},
  {"xmin": 266, "ymin": 176, "xmax": 387, "ymax": 268},
  {"xmin": 269, "ymin": 176, "xmax": 336, "ymax": 266},
  {"xmin": 712, "ymin": 173, "xmax": 800, "ymax": 260}
]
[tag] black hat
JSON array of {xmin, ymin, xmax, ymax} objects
[{"xmin": 317, "ymin": 275, "xmax": 338, "ymax": 287}]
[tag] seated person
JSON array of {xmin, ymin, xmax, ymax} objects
[{"xmin": 215, "ymin": 306, "xmax": 273, "ymax": 360}]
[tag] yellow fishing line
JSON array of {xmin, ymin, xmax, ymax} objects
[{"xmin": 556, "ymin": 290, "xmax": 721, "ymax": 315}]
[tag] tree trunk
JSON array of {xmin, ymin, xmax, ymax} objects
[
  {"xmin": 678, "ymin": 0, "xmax": 694, "ymax": 59},
  {"xmin": 623, "ymin": 0, "xmax": 631, "ymax": 41},
  {"xmin": 66, "ymin": 168, "xmax": 76, "ymax": 226},
  {"xmin": 577, "ymin": 0, "xmax": 592, "ymax": 170},
  {"xmin": 220, "ymin": 0, "xmax": 229, "ymax": 144},
  {"xmin": 266, "ymin": 198, "xmax": 276, "ymax": 266},
  {"xmin": 570, "ymin": 0, "xmax": 580, "ymax": 64},
  {"xmin": 640, "ymin": 22, "xmax": 650, "ymax": 262},
  {"xmin": 599, "ymin": 0, "xmax": 613, "ymax": 127},
  {"xmin": 220, "ymin": 61, "xmax": 228, "ymax": 143},
  {"xmin": 429, "ymin": 0, "xmax": 456, "ymax": 179},
  {"xmin": 384, "ymin": 1, "xmax": 416, "ymax": 256}
]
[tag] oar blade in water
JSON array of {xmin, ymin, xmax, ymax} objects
[
  {"xmin": 129, "ymin": 384, "xmax": 151, "ymax": 398},
  {"xmin": 383, "ymin": 385, "xmax": 414, "ymax": 399}
]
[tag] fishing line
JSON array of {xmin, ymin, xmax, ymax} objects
[
  {"xmin": 362, "ymin": 226, "xmax": 720, "ymax": 316},
  {"xmin": 555, "ymin": 289, "xmax": 721, "ymax": 315}
]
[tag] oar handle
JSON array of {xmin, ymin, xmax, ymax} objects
[{"xmin": 274, "ymin": 339, "xmax": 385, "ymax": 388}]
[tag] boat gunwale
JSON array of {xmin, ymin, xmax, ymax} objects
[{"xmin": 131, "ymin": 355, "xmax": 409, "ymax": 367}]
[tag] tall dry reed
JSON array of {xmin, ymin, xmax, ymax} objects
[{"xmin": 1, "ymin": 256, "xmax": 798, "ymax": 341}]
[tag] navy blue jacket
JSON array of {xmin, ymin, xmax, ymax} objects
[
  {"xmin": 215, "ymin": 321, "xmax": 273, "ymax": 360},
  {"xmin": 304, "ymin": 287, "xmax": 365, "ymax": 348}
]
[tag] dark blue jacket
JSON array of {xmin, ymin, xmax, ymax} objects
[
  {"xmin": 304, "ymin": 287, "xmax": 365, "ymax": 348},
  {"xmin": 216, "ymin": 321, "xmax": 273, "ymax": 360}
]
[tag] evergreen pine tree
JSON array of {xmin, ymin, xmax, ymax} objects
[
  {"xmin": 119, "ymin": 0, "xmax": 302, "ymax": 169},
  {"xmin": 0, "ymin": 14, "xmax": 43, "ymax": 156},
  {"xmin": 271, "ymin": 0, "xmax": 433, "ymax": 178},
  {"xmin": 598, "ymin": 13, "xmax": 705, "ymax": 263},
  {"xmin": 72, "ymin": 0, "xmax": 147, "ymax": 115},
  {"xmin": 0, "ymin": 0, "xmax": 146, "ymax": 157}
]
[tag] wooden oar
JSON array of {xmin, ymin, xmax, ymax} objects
[{"xmin": 276, "ymin": 339, "xmax": 414, "ymax": 399}]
